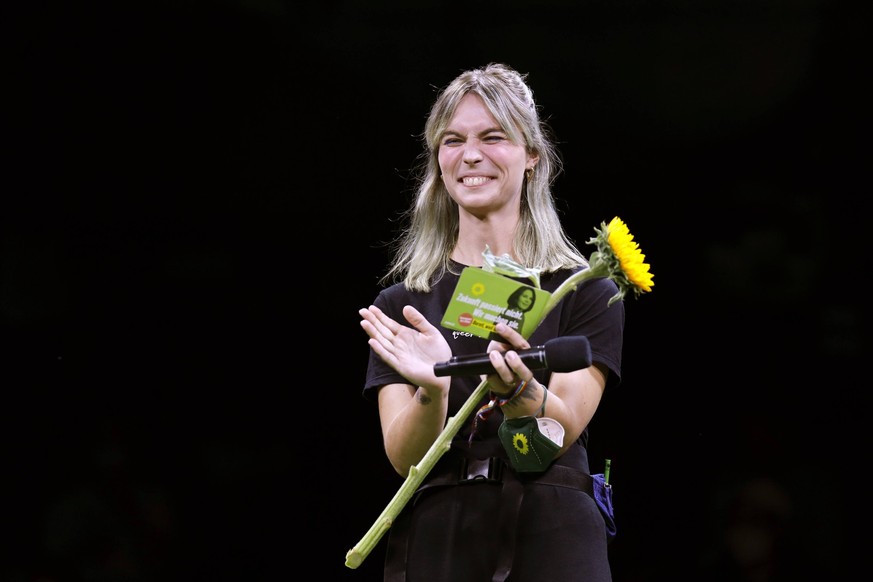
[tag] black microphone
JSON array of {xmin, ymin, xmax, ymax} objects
[{"xmin": 433, "ymin": 336, "xmax": 591, "ymax": 377}]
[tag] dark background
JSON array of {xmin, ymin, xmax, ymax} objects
[{"xmin": 6, "ymin": 1, "xmax": 867, "ymax": 580}]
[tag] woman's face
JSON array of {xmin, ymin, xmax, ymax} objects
[
  {"xmin": 517, "ymin": 288, "xmax": 535, "ymax": 311},
  {"xmin": 438, "ymin": 93, "xmax": 536, "ymax": 216}
]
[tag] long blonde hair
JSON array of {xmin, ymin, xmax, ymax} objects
[{"xmin": 382, "ymin": 63, "xmax": 587, "ymax": 292}]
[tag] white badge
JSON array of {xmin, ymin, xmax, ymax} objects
[{"xmin": 536, "ymin": 417, "xmax": 565, "ymax": 446}]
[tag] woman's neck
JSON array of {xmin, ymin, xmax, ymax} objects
[{"xmin": 452, "ymin": 211, "xmax": 519, "ymax": 267}]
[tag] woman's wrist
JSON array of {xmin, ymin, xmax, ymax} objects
[
  {"xmin": 490, "ymin": 378, "xmax": 531, "ymax": 404},
  {"xmin": 490, "ymin": 387, "xmax": 514, "ymax": 398}
]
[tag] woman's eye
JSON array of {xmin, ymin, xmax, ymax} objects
[
  {"xmin": 443, "ymin": 137, "xmax": 462, "ymax": 146},
  {"xmin": 484, "ymin": 134, "xmax": 505, "ymax": 143}
]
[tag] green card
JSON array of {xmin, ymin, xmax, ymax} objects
[{"xmin": 441, "ymin": 268, "xmax": 552, "ymax": 339}]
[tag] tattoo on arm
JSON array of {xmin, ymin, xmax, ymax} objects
[
  {"xmin": 416, "ymin": 391, "xmax": 432, "ymax": 406},
  {"xmin": 503, "ymin": 384, "xmax": 541, "ymax": 410}
]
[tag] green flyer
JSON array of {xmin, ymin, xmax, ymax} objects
[{"xmin": 441, "ymin": 268, "xmax": 552, "ymax": 340}]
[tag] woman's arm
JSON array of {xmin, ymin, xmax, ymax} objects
[
  {"xmin": 485, "ymin": 322, "xmax": 608, "ymax": 456},
  {"xmin": 359, "ymin": 304, "xmax": 453, "ymax": 476},
  {"xmin": 377, "ymin": 381, "xmax": 450, "ymax": 476}
]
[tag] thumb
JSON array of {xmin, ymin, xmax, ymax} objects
[{"xmin": 402, "ymin": 305, "xmax": 438, "ymax": 335}]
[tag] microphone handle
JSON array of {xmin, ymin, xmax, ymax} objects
[{"xmin": 433, "ymin": 348, "xmax": 548, "ymax": 377}]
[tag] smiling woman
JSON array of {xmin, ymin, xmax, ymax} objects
[
  {"xmin": 352, "ymin": 63, "xmax": 628, "ymax": 582},
  {"xmin": 435, "ymin": 92, "xmax": 535, "ymax": 230}
]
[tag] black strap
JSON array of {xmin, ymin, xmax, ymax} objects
[{"xmin": 492, "ymin": 472, "xmax": 523, "ymax": 582}]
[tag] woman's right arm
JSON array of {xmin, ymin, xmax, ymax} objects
[
  {"xmin": 359, "ymin": 304, "xmax": 453, "ymax": 476},
  {"xmin": 377, "ymin": 381, "xmax": 449, "ymax": 476}
]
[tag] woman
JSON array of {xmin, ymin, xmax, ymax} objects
[{"xmin": 359, "ymin": 63, "xmax": 624, "ymax": 582}]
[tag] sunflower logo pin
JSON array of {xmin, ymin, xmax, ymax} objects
[{"xmin": 512, "ymin": 433, "xmax": 529, "ymax": 455}]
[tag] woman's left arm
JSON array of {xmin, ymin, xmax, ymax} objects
[{"xmin": 485, "ymin": 322, "xmax": 608, "ymax": 456}]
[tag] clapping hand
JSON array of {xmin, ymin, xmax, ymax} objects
[{"xmin": 359, "ymin": 304, "xmax": 453, "ymax": 389}]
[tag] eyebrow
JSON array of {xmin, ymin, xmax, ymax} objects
[{"xmin": 441, "ymin": 126, "xmax": 506, "ymax": 139}]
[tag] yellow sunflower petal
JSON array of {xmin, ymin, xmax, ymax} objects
[{"xmin": 607, "ymin": 217, "xmax": 654, "ymax": 293}]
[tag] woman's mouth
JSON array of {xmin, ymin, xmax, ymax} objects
[{"xmin": 461, "ymin": 176, "xmax": 491, "ymax": 186}]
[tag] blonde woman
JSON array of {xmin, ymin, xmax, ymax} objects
[{"xmin": 359, "ymin": 63, "xmax": 623, "ymax": 582}]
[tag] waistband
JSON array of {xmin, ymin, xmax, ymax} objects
[{"xmin": 421, "ymin": 454, "xmax": 594, "ymax": 495}]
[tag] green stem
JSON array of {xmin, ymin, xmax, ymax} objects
[
  {"xmin": 345, "ymin": 378, "xmax": 492, "ymax": 568},
  {"xmin": 542, "ymin": 260, "xmax": 607, "ymax": 317},
  {"xmin": 345, "ymin": 265, "xmax": 604, "ymax": 568}
]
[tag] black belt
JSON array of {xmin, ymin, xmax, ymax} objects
[
  {"xmin": 422, "ymin": 455, "xmax": 593, "ymax": 493},
  {"xmin": 384, "ymin": 455, "xmax": 594, "ymax": 582}
]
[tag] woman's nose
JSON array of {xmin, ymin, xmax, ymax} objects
[{"xmin": 463, "ymin": 142, "xmax": 483, "ymax": 165}]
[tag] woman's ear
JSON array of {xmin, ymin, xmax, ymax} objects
[{"xmin": 526, "ymin": 154, "xmax": 540, "ymax": 170}]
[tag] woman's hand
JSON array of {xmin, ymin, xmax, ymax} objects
[
  {"xmin": 484, "ymin": 322, "xmax": 534, "ymax": 394},
  {"xmin": 359, "ymin": 304, "xmax": 453, "ymax": 390}
]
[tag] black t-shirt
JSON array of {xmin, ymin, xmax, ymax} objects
[{"xmin": 363, "ymin": 262, "xmax": 624, "ymax": 460}]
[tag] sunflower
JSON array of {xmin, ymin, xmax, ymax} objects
[
  {"xmin": 544, "ymin": 216, "xmax": 655, "ymax": 311},
  {"xmin": 590, "ymin": 216, "xmax": 654, "ymax": 301}
]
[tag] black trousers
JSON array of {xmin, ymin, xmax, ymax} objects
[{"xmin": 384, "ymin": 451, "xmax": 612, "ymax": 582}]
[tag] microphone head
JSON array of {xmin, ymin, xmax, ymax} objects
[{"xmin": 544, "ymin": 335, "xmax": 592, "ymax": 373}]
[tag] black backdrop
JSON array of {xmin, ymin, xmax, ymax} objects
[{"xmin": 6, "ymin": 1, "xmax": 867, "ymax": 580}]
